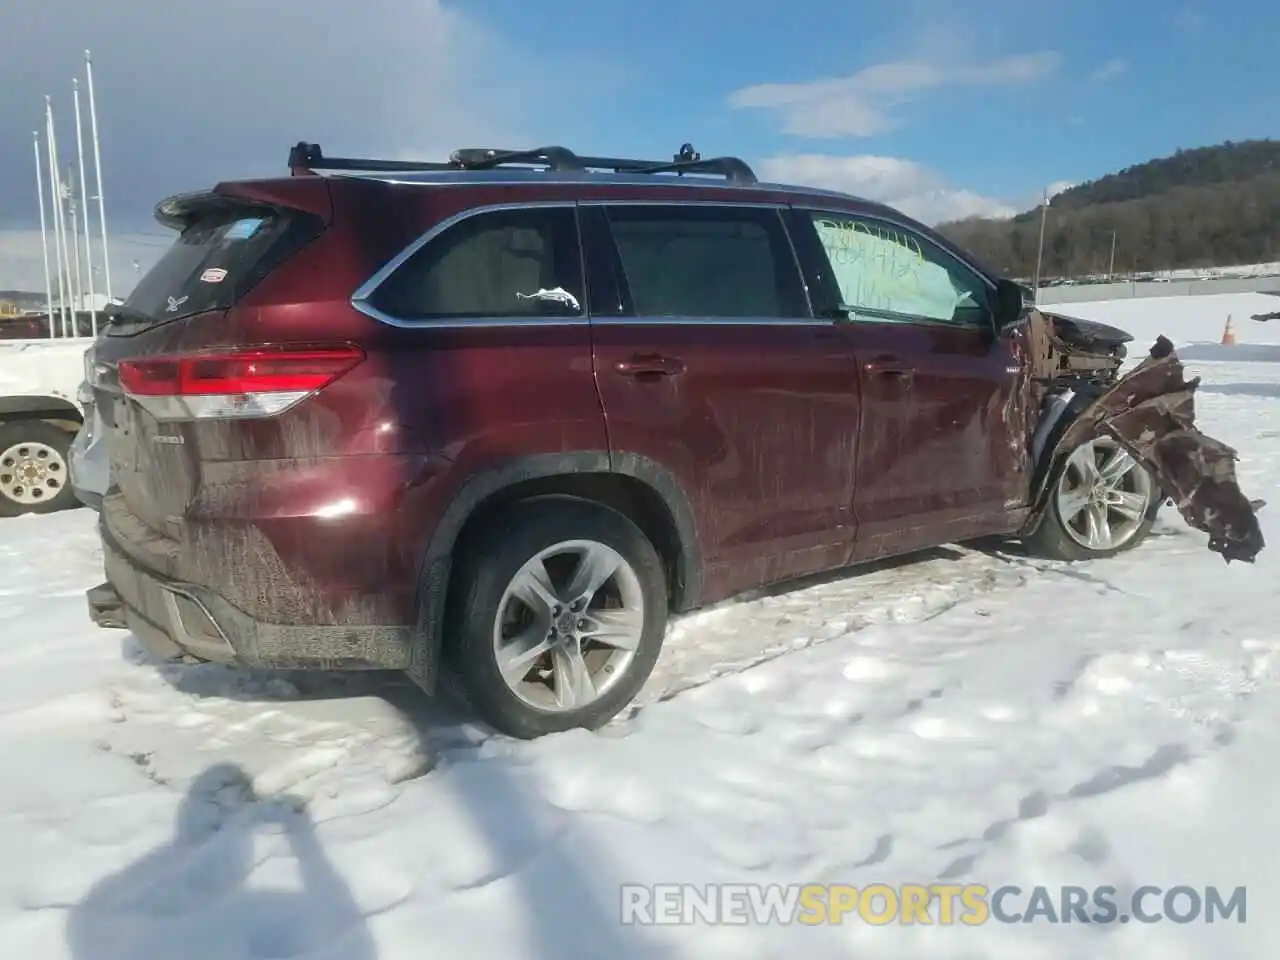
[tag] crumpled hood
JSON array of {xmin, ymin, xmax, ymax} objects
[
  {"xmin": 1049, "ymin": 335, "xmax": 1266, "ymax": 562},
  {"xmin": 1040, "ymin": 310, "xmax": 1134, "ymax": 350}
]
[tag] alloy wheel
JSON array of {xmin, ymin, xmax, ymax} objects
[
  {"xmin": 1055, "ymin": 436, "xmax": 1154, "ymax": 552},
  {"xmin": 492, "ymin": 539, "xmax": 646, "ymax": 712}
]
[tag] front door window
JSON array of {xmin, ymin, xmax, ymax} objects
[{"xmin": 806, "ymin": 212, "xmax": 993, "ymax": 329}]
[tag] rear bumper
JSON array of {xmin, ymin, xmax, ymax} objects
[
  {"xmin": 92, "ymin": 519, "xmax": 417, "ymax": 671},
  {"xmin": 69, "ymin": 392, "xmax": 108, "ymax": 512}
]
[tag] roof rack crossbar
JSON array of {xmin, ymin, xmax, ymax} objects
[
  {"xmin": 460, "ymin": 151, "xmax": 667, "ymax": 173},
  {"xmin": 288, "ymin": 141, "xmax": 456, "ymax": 175},
  {"xmin": 448, "ymin": 146, "xmax": 586, "ymax": 171},
  {"xmin": 287, "ymin": 141, "xmax": 758, "ymax": 184},
  {"xmin": 630, "ymin": 157, "xmax": 758, "ymax": 183}
]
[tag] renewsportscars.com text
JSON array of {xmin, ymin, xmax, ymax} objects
[{"xmin": 620, "ymin": 883, "xmax": 1247, "ymax": 926}]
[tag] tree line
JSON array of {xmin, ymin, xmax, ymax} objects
[{"xmin": 936, "ymin": 140, "xmax": 1280, "ymax": 279}]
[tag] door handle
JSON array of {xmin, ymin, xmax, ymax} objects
[
  {"xmin": 614, "ymin": 354, "xmax": 685, "ymax": 377},
  {"xmin": 863, "ymin": 358, "xmax": 915, "ymax": 383}
]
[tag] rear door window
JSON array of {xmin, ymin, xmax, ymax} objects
[
  {"xmin": 366, "ymin": 206, "xmax": 585, "ymax": 322},
  {"xmin": 600, "ymin": 205, "xmax": 809, "ymax": 319},
  {"xmin": 112, "ymin": 208, "xmax": 290, "ymax": 334}
]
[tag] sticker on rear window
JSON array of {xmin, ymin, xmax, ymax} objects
[
  {"xmin": 200, "ymin": 267, "xmax": 228, "ymax": 283},
  {"xmin": 223, "ymin": 217, "xmax": 265, "ymax": 241}
]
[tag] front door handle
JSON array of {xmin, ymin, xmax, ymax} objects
[{"xmin": 614, "ymin": 354, "xmax": 685, "ymax": 377}]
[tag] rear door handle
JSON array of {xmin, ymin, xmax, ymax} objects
[
  {"xmin": 863, "ymin": 358, "xmax": 915, "ymax": 383},
  {"xmin": 614, "ymin": 354, "xmax": 685, "ymax": 377}
]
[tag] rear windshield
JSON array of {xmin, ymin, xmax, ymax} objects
[{"xmin": 112, "ymin": 208, "xmax": 284, "ymax": 333}]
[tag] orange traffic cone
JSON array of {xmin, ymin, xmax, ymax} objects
[{"xmin": 1221, "ymin": 314, "xmax": 1237, "ymax": 345}]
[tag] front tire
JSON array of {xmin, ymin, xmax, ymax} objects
[
  {"xmin": 1024, "ymin": 434, "xmax": 1159, "ymax": 561},
  {"xmin": 444, "ymin": 499, "xmax": 669, "ymax": 739},
  {"xmin": 0, "ymin": 421, "xmax": 79, "ymax": 518}
]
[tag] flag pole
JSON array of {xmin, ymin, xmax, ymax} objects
[
  {"xmin": 66, "ymin": 161, "xmax": 84, "ymax": 327},
  {"xmin": 73, "ymin": 77, "xmax": 99, "ymax": 336},
  {"xmin": 45, "ymin": 97, "xmax": 71, "ymax": 337},
  {"xmin": 85, "ymin": 49, "xmax": 112, "ymax": 303},
  {"xmin": 33, "ymin": 131, "xmax": 56, "ymax": 339}
]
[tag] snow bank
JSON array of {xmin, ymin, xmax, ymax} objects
[{"xmin": 1040, "ymin": 292, "xmax": 1280, "ymax": 352}]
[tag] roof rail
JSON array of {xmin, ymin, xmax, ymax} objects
[{"xmin": 287, "ymin": 141, "xmax": 758, "ymax": 184}]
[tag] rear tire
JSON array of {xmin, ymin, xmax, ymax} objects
[
  {"xmin": 444, "ymin": 499, "xmax": 669, "ymax": 739},
  {"xmin": 1024, "ymin": 434, "xmax": 1159, "ymax": 561},
  {"xmin": 0, "ymin": 421, "xmax": 79, "ymax": 518}
]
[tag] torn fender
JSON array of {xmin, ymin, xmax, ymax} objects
[{"xmin": 1035, "ymin": 335, "xmax": 1265, "ymax": 563}]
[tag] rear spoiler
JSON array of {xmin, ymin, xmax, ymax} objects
[
  {"xmin": 153, "ymin": 191, "xmax": 228, "ymax": 230},
  {"xmin": 154, "ymin": 179, "xmax": 332, "ymax": 230}
]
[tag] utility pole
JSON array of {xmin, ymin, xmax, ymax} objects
[
  {"xmin": 1108, "ymin": 230, "xmax": 1117, "ymax": 280},
  {"xmin": 1032, "ymin": 188, "xmax": 1050, "ymax": 301}
]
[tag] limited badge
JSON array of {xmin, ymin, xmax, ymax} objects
[{"xmin": 201, "ymin": 267, "xmax": 228, "ymax": 283}]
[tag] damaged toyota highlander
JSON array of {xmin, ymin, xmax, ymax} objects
[{"xmin": 81, "ymin": 142, "xmax": 1265, "ymax": 739}]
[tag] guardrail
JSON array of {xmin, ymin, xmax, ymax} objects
[{"xmin": 1035, "ymin": 275, "xmax": 1280, "ymax": 303}]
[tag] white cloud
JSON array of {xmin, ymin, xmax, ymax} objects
[
  {"xmin": 1090, "ymin": 58, "xmax": 1129, "ymax": 83},
  {"xmin": 0, "ymin": 0, "xmax": 547, "ymax": 235},
  {"xmin": 729, "ymin": 51, "xmax": 1061, "ymax": 138},
  {"xmin": 758, "ymin": 154, "xmax": 1017, "ymax": 225},
  {"xmin": 0, "ymin": 0, "xmax": 570, "ymax": 292}
]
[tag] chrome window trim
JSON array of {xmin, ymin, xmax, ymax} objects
[
  {"xmin": 352, "ymin": 198, "xmax": 828, "ymax": 329},
  {"xmin": 826, "ymin": 310, "xmax": 989, "ymax": 333},
  {"xmin": 577, "ymin": 198, "xmax": 788, "ymax": 209},
  {"xmin": 589, "ymin": 315, "xmax": 828, "ymax": 327}
]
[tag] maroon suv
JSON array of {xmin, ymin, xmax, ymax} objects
[{"xmin": 84, "ymin": 141, "xmax": 1166, "ymax": 738}]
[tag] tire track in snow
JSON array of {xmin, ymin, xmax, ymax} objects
[{"xmin": 630, "ymin": 544, "xmax": 1031, "ymax": 711}]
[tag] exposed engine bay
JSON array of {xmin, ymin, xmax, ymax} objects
[
  {"xmin": 1021, "ymin": 308, "xmax": 1265, "ymax": 563},
  {"xmin": 1035, "ymin": 311, "xmax": 1134, "ymax": 381}
]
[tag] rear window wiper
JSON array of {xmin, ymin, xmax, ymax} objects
[{"xmin": 102, "ymin": 302, "xmax": 153, "ymax": 327}]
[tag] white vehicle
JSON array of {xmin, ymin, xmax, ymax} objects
[
  {"xmin": 68, "ymin": 342, "xmax": 109, "ymax": 512},
  {"xmin": 0, "ymin": 339, "xmax": 95, "ymax": 516}
]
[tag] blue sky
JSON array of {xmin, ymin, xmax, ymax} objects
[
  {"xmin": 462, "ymin": 0, "xmax": 1278, "ymax": 220},
  {"xmin": 0, "ymin": 0, "xmax": 1275, "ymax": 291}
]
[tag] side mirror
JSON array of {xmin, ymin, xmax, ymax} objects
[{"xmin": 994, "ymin": 278, "xmax": 1031, "ymax": 331}]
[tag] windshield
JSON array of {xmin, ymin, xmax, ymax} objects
[{"xmin": 117, "ymin": 208, "xmax": 282, "ymax": 331}]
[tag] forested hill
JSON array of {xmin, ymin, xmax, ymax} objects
[{"xmin": 937, "ymin": 139, "xmax": 1280, "ymax": 279}]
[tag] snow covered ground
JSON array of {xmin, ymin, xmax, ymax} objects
[
  {"xmin": 1, "ymin": 293, "xmax": 1276, "ymax": 959},
  {"xmin": 1040, "ymin": 291, "xmax": 1280, "ymax": 344},
  {"xmin": 1154, "ymin": 261, "xmax": 1280, "ymax": 280}
]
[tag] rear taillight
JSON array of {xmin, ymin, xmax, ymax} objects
[{"xmin": 117, "ymin": 344, "xmax": 364, "ymax": 421}]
